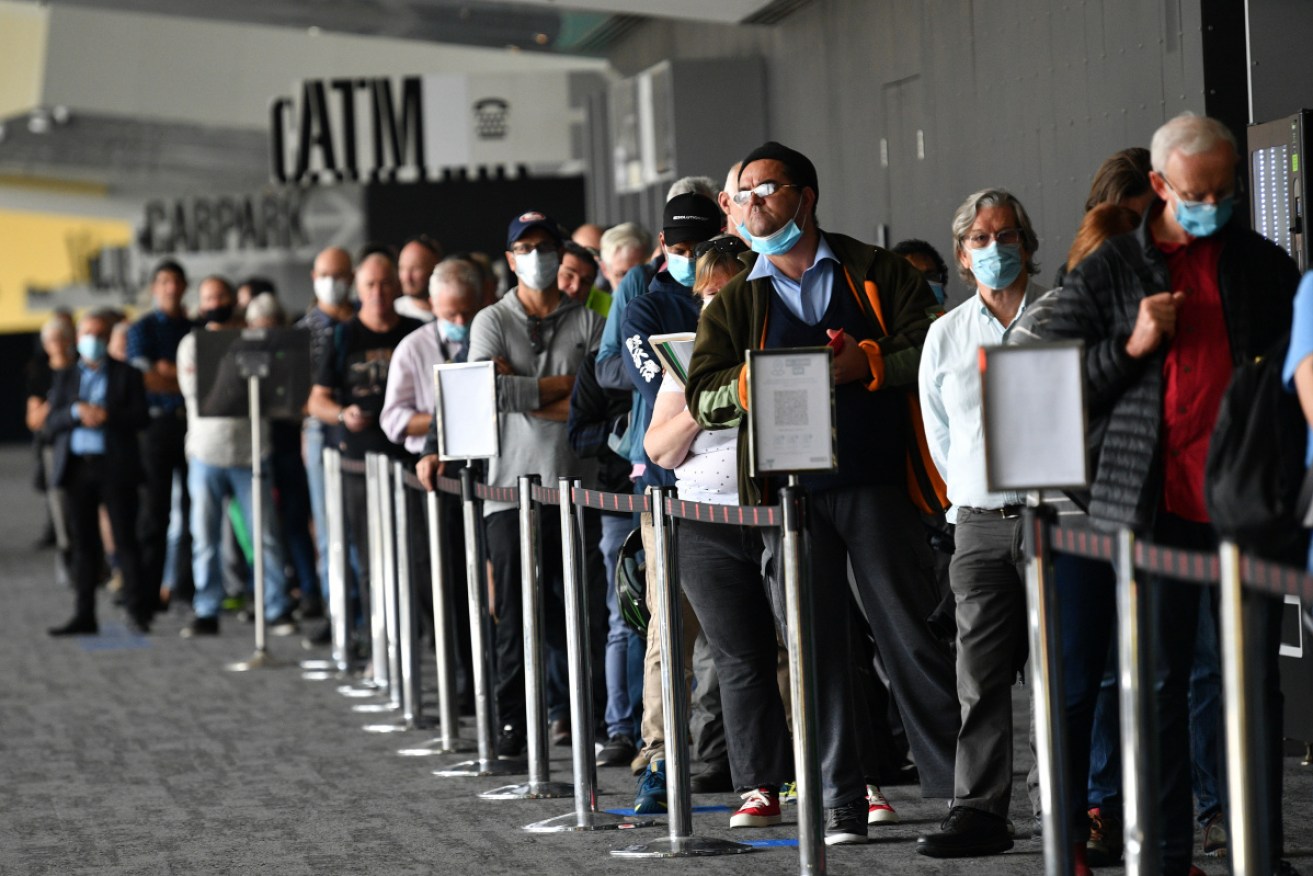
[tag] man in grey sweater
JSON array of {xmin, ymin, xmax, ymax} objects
[{"xmin": 471, "ymin": 211, "xmax": 603, "ymax": 757}]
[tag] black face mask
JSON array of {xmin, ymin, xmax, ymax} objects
[{"xmin": 201, "ymin": 304, "xmax": 235, "ymax": 325}]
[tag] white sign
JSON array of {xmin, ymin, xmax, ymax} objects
[
  {"xmin": 746, "ymin": 348, "xmax": 836, "ymax": 476},
  {"xmin": 434, "ymin": 361, "xmax": 499, "ymax": 461},
  {"xmin": 981, "ymin": 342, "xmax": 1089, "ymax": 492}
]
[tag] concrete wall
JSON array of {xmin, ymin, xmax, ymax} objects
[
  {"xmin": 606, "ymin": 0, "xmax": 1207, "ymax": 302},
  {"xmin": 1247, "ymin": 0, "xmax": 1313, "ymax": 125},
  {"xmin": 0, "ymin": 2, "xmax": 48, "ymax": 119}
]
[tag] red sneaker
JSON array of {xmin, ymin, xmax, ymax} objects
[
  {"xmin": 866, "ymin": 785, "xmax": 900, "ymax": 824},
  {"xmin": 730, "ymin": 787, "xmax": 782, "ymax": 827}
]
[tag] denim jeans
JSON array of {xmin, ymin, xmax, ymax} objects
[
  {"xmin": 189, "ymin": 459, "xmax": 290, "ymax": 621},
  {"xmin": 303, "ymin": 419, "xmax": 331, "ymax": 602},
  {"xmin": 601, "ymin": 511, "xmax": 643, "ymax": 740}
]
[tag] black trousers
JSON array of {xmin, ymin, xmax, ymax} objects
[
  {"xmin": 138, "ymin": 413, "xmax": 191, "ymax": 605},
  {"xmin": 342, "ymin": 469, "xmax": 371, "ymax": 632},
  {"xmin": 66, "ymin": 454, "xmax": 146, "ymax": 624},
  {"xmin": 406, "ymin": 484, "xmax": 473, "ymax": 699}
]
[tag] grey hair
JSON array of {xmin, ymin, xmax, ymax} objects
[
  {"xmin": 722, "ymin": 162, "xmax": 742, "ymax": 196},
  {"xmin": 600, "ymin": 222, "xmax": 653, "ymax": 267},
  {"xmin": 666, "ymin": 175, "xmax": 719, "ymax": 201},
  {"xmin": 40, "ymin": 316, "xmax": 74, "ymax": 343},
  {"xmin": 430, "ymin": 258, "xmax": 483, "ymax": 300},
  {"xmin": 244, "ymin": 292, "xmax": 285, "ymax": 326},
  {"xmin": 951, "ymin": 188, "xmax": 1041, "ymax": 284},
  {"xmin": 80, "ymin": 306, "xmax": 120, "ymax": 328},
  {"xmin": 1150, "ymin": 112, "xmax": 1237, "ymax": 173}
]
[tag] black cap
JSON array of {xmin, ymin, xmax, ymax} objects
[
  {"xmin": 506, "ymin": 211, "xmax": 564, "ymax": 249},
  {"xmin": 662, "ymin": 193, "xmax": 722, "ymax": 246},
  {"xmin": 739, "ymin": 141, "xmax": 819, "ymax": 202}
]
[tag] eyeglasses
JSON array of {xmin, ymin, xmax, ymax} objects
[
  {"xmin": 1159, "ymin": 173, "xmax": 1238, "ymax": 206},
  {"xmin": 961, "ymin": 228, "xmax": 1023, "ymax": 250},
  {"xmin": 730, "ymin": 182, "xmax": 799, "ymax": 207},
  {"xmin": 511, "ymin": 242, "xmax": 558, "ymax": 256},
  {"xmin": 694, "ymin": 236, "xmax": 750, "ymax": 260},
  {"xmin": 528, "ymin": 317, "xmax": 544, "ymax": 355}
]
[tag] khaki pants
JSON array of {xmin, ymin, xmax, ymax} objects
[{"xmin": 638, "ymin": 510, "xmax": 701, "ymax": 759}]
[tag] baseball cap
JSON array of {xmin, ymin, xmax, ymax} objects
[
  {"xmin": 662, "ymin": 193, "xmax": 722, "ymax": 246},
  {"xmin": 506, "ymin": 211, "xmax": 565, "ymax": 249}
]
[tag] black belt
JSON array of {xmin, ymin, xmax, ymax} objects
[{"xmin": 958, "ymin": 504, "xmax": 1025, "ymax": 519}]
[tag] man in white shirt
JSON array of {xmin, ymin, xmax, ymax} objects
[{"xmin": 916, "ymin": 188, "xmax": 1046, "ymax": 859}]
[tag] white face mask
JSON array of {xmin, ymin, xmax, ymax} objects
[
  {"xmin": 513, "ymin": 250, "xmax": 560, "ymax": 292},
  {"xmin": 313, "ymin": 276, "xmax": 350, "ymax": 306}
]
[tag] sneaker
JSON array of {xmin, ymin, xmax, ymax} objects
[
  {"xmin": 597, "ymin": 734, "xmax": 637, "ymax": 768},
  {"xmin": 866, "ymin": 785, "xmax": 899, "ymax": 824},
  {"xmin": 730, "ymin": 787, "xmax": 781, "ymax": 828},
  {"xmin": 496, "ymin": 725, "xmax": 525, "ymax": 759},
  {"xmin": 916, "ymin": 805, "xmax": 1013, "ymax": 858},
  {"xmin": 267, "ymin": 612, "xmax": 299, "ymax": 636},
  {"xmin": 633, "ymin": 757, "xmax": 667, "ymax": 814},
  {"xmin": 780, "ymin": 781, "xmax": 797, "ymax": 805},
  {"xmin": 221, "ymin": 594, "xmax": 246, "ymax": 613},
  {"xmin": 1086, "ymin": 807, "xmax": 1123, "ymax": 865},
  {"xmin": 1201, "ymin": 810, "xmax": 1227, "ymax": 857},
  {"xmin": 630, "ymin": 750, "xmax": 651, "ymax": 776},
  {"xmin": 824, "ymin": 797, "xmax": 869, "ymax": 845},
  {"xmin": 180, "ymin": 616, "xmax": 220, "ymax": 638}
]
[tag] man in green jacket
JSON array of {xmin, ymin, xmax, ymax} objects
[{"xmin": 685, "ymin": 141, "xmax": 959, "ymax": 845}]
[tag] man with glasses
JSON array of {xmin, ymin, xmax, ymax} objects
[
  {"xmin": 471, "ymin": 211, "xmax": 604, "ymax": 757},
  {"xmin": 687, "ymin": 141, "xmax": 958, "ymax": 845},
  {"xmin": 1041, "ymin": 113, "xmax": 1298, "ymax": 876},
  {"xmin": 915, "ymin": 189, "xmax": 1046, "ymax": 858}
]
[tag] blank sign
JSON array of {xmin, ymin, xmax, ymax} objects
[
  {"xmin": 980, "ymin": 341, "xmax": 1089, "ymax": 492},
  {"xmin": 434, "ymin": 361, "xmax": 499, "ymax": 461}
]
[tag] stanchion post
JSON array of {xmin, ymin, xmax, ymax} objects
[
  {"xmin": 394, "ymin": 461, "xmax": 433, "ymax": 729},
  {"xmin": 1115, "ymin": 527, "xmax": 1158, "ymax": 876},
  {"xmin": 326, "ymin": 449, "xmax": 350, "ymax": 674},
  {"xmin": 481, "ymin": 475, "xmax": 571, "ymax": 798},
  {"xmin": 1023, "ymin": 497, "xmax": 1072, "ymax": 875},
  {"xmin": 524, "ymin": 478, "xmax": 651, "ymax": 832},
  {"xmin": 379, "ymin": 460, "xmax": 403, "ymax": 710},
  {"xmin": 779, "ymin": 475, "xmax": 824, "ymax": 875},
  {"xmin": 612, "ymin": 487, "xmax": 750, "ymax": 858},
  {"xmin": 433, "ymin": 466, "xmax": 522, "ymax": 777},
  {"xmin": 227, "ymin": 372, "xmax": 276, "ymax": 671},
  {"xmin": 425, "ymin": 487, "xmax": 466, "ymax": 749},
  {"xmin": 1218, "ymin": 540, "xmax": 1269, "ymax": 875},
  {"xmin": 366, "ymin": 454, "xmax": 389, "ymax": 691}
]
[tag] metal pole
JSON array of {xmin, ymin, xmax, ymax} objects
[
  {"xmin": 524, "ymin": 478, "xmax": 651, "ymax": 832},
  {"xmin": 379, "ymin": 460, "xmax": 403, "ymax": 710},
  {"xmin": 1023, "ymin": 496, "xmax": 1072, "ymax": 875},
  {"xmin": 367, "ymin": 454, "xmax": 389, "ymax": 691},
  {"xmin": 433, "ymin": 466, "xmax": 522, "ymax": 777},
  {"xmin": 612, "ymin": 488, "xmax": 750, "ymax": 858},
  {"xmin": 1218, "ymin": 540, "xmax": 1268, "ymax": 875},
  {"xmin": 228, "ymin": 374, "xmax": 275, "ymax": 672},
  {"xmin": 326, "ymin": 449, "xmax": 350, "ymax": 674},
  {"xmin": 1116, "ymin": 527, "xmax": 1158, "ymax": 876},
  {"xmin": 780, "ymin": 475, "xmax": 824, "ymax": 875},
  {"xmin": 395, "ymin": 462, "xmax": 432, "ymax": 728},
  {"xmin": 481, "ymin": 474, "xmax": 571, "ymax": 798}
]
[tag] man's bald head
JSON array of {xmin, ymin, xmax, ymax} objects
[
  {"xmin": 313, "ymin": 246, "xmax": 353, "ymax": 280},
  {"xmin": 572, "ymin": 223, "xmax": 604, "ymax": 253}
]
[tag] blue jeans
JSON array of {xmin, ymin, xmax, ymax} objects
[
  {"xmin": 601, "ymin": 511, "xmax": 644, "ymax": 740},
  {"xmin": 304, "ymin": 419, "xmax": 359, "ymax": 607},
  {"xmin": 189, "ymin": 459, "xmax": 291, "ymax": 621}
]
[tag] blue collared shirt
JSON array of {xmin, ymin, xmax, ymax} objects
[
  {"xmin": 918, "ymin": 281, "xmax": 1046, "ymax": 522},
  {"xmin": 126, "ymin": 308, "xmax": 194, "ymax": 414},
  {"xmin": 745, "ymin": 234, "xmax": 839, "ymax": 324},
  {"xmin": 70, "ymin": 360, "xmax": 109, "ymax": 456}
]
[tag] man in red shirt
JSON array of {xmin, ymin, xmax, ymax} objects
[{"xmin": 1043, "ymin": 113, "xmax": 1299, "ymax": 875}]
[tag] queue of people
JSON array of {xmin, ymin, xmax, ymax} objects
[{"xmin": 28, "ymin": 110, "xmax": 1309, "ymax": 876}]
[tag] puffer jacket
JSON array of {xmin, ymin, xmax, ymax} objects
[{"xmin": 1038, "ymin": 208, "xmax": 1298, "ymax": 532}]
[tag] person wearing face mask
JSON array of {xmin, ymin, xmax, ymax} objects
[
  {"xmin": 45, "ymin": 308, "xmax": 149, "ymax": 636},
  {"xmin": 915, "ymin": 189, "xmax": 1047, "ymax": 859},
  {"xmin": 294, "ymin": 246, "xmax": 355, "ymax": 641},
  {"xmin": 1041, "ymin": 112, "xmax": 1301, "ymax": 876},
  {"xmin": 174, "ymin": 277, "xmax": 296, "ymax": 637},
  {"xmin": 461, "ymin": 210, "xmax": 605, "ymax": 758},
  {"xmin": 686, "ymin": 141, "xmax": 956, "ymax": 846}
]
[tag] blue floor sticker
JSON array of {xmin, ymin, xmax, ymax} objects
[
  {"xmin": 742, "ymin": 839, "xmax": 798, "ymax": 848},
  {"xmin": 605, "ymin": 805, "xmax": 733, "ymax": 816},
  {"xmin": 79, "ymin": 623, "xmax": 151, "ymax": 652}
]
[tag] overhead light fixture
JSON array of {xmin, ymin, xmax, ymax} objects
[
  {"xmin": 533, "ymin": 32, "xmax": 549, "ymax": 45},
  {"xmin": 28, "ymin": 108, "xmax": 51, "ymax": 135},
  {"xmin": 308, "ymin": 25, "xmax": 322, "ymax": 36},
  {"xmin": 52, "ymin": 105, "xmax": 71, "ymax": 125}
]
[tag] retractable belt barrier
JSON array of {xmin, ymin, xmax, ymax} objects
[{"xmin": 321, "ymin": 465, "xmax": 1313, "ymax": 876}]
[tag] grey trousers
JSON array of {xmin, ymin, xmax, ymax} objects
[
  {"xmin": 765, "ymin": 482, "xmax": 959, "ymax": 807},
  {"xmin": 948, "ymin": 509, "xmax": 1029, "ymax": 817}
]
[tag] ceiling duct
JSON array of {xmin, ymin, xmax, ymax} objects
[
  {"xmin": 568, "ymin": 13, "xmax": 644, "ymax": 53},
  {"xmin": 742, "ymin": 0, "xmax": 815, "ymax": 25}
]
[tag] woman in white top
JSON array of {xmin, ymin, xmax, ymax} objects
[{"xmin": 644, "ymin": 238, "xmax": 793, "ymax": 830}]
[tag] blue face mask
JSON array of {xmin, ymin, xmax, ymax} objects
[
  {"xmin": 969, "ymin": 243, "xmax": 1023, "ymax": 290},
  {"xmin": 1174, "ymin": 195, "xmax": 1233, "ymax": 238},
  {"xmin": 438, "ymin": 318, "xmax": 468, "ymax": 345},
  {"xmin": 665, "ymin": 252, "xmax": 695, "ymax": 287},
  {"xmin": 737, "ymin": 195, "xmax": 805, "ymax": 257},
  {"xmin": 927, "ymin": 281, "xmax": 946, "ymax": 305},
  {"xmin": 77, "ymin": 335, "xmax": 107, "ymax": 363}
]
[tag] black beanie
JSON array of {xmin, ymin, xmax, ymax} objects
[{"xmin": 739, "ymin": 141, "xmax": 819, "ymax": 203}]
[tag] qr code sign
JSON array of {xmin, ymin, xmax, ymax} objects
[{"xmin": 773, "ymin": 390, "xmax": 808, "ymax": 427}]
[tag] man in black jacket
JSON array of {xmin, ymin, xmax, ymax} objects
[
  {"xmin": 1040, "ymin": 112, "xmax": 1298, "ymax": 875},
  {"xmin": 45, "ymin": 308, "xmax": 150, "ymax": 635}
]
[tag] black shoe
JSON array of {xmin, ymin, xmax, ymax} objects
[
  {"xmin": 180, "ymin": 616, "xmax": 220, "ymax": 638},
  {"xmin": 267, "ymin": 612, "xmax": 299, "ymax": 636},
  {"xmin": 689, "ymin": 761, "xmax": 733, "ymax": 794},
  {"xmin": 917, "ymin": 805, "xmax": 1014, "ymax": 858},
  {"xmin": 550, "ymin": 718, "xmax": 571, "ymax": 747},
  {"xmin": 824, "ymin": 797, "xmax": 869, "ymax": 845},
  {"xmin": 125, "ymin": 615, "xmax": 151, "ymax": 636},
  {"xmin": 497, "ymin": 725, "xmax": 525, "ymax": 759},
  {"xmin": 302, "ymin": 620, "xmax": 333, "ymax": 649},
  {"xmin": 298, "ymin": 599, "xmax": 325, "ymax": 621},
  {"xmin": 49, "ymin": 618, "xmax": 98, "ymax": 637},
  {"xmin": 596, "ymin": 734, "xmax": 637, "ymax": 767}
]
